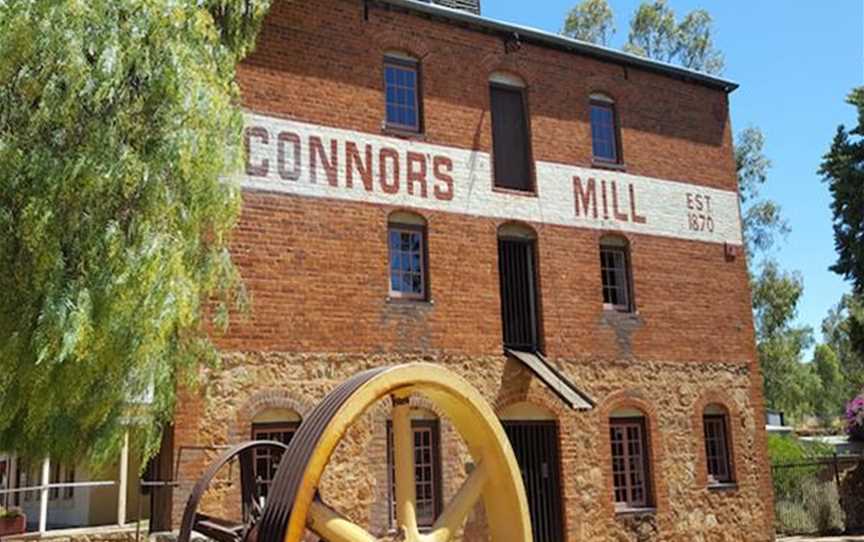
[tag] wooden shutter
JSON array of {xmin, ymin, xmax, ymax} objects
[{"xmin": 490, "ymin": 85, "xmax": 532, "ymax": 191}]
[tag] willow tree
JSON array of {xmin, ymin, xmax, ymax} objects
[{"xmin": 0, "ymin": 0, "xmax": 270, "ymax": 464}]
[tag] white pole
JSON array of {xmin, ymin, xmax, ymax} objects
[
  {"xmin": 39, "ymin": 457, "xmax": 49, "ymax": 533},
  {"xmin": 117, "ymin": 430, "xmax": 129, "ymax": 526}
]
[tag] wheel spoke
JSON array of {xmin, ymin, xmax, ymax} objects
[
  {"xmin": 307, "ymin": 499, "xmax": 378, "ymax": 542},
  {"xmin": 238, "ymin": 448, "xmax": 258, "ymax": 524},
  {"xmin": 427, "ymin": 461, "xmax": 489, "ymax": 542},
  {"xmin": 193, "ymin": 513, "xmax": 245, "ymax": 542},
  {"xmin": 391, "ymin": 394, "xmax": 419, "ymax": 537}
]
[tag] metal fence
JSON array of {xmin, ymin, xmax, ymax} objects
[{"xmin": 772, "ymin": 455, "xmax": 864, "ymax": 536}]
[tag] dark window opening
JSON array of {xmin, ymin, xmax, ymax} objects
[
  {"xmin": 591, "ymin": 100, "xmax": 620, "ymax": 163},
  {"xmin": 490, "ymin": 84, "xmax": 533, "ymax": 192},
  {"xmin": 498, "ymin": 236, "xmax": 540, "ymax": 351},
  {"xmin": 610, "ymin": 417, "xmax": 652, "ymax": 510},
  {"xmin": 503, "ymin": 421, "xmax": 564, "ymax": 542},
  {"xmin": 252, "ymin": 421, "xmax": 299, "ymax": 500},
  {"xmin": 387, "ymin": 420, "xmax": 442, "ymax": 528},
  {"xmin": 704, "ymin": 414, "xmax": 733, "ymax": 485},
  {"xmin": 384, "ymin": 57, "xmax": 421, "ymax": 132}
]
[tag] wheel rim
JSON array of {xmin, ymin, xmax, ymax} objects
[
  {"xmin": 178, "ymin": 440, "xmax": 288, "ymax": 542},
  {"xmin": 259, "ymin": 363, "xmax": 532, "ymax": 542}
]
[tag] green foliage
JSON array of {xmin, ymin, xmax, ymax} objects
[
  {"xmin": 735, "ymin": 126, "xmax": 789, "ymax": 258},
  {"xmin": 0, "ymin": 0, "xmax": 269, "ymax": 464},
  {"xmin": 0, "ymin": 506, "xmax": 24, "ymax": 519},
  {"xmin": 560, "ymin": 0, "xmax": 724, "ymax": 74},
  {"xmin": 767, "ymin": 434, "xmax": 831, "ymax": 465},
  {"xmin": 770, "ymin": 435, "xmax": 846, "ymax": 536},
  {"xmin": 821, "ymin": 87, "xmax": 864, "ymax": 295},
  {"xmin": 562, "ymin": 0, "xmax": 615, "ymax": 46},
  {"xmin": 812, "ymin": 344, "xmax": 847, "ymax": 420},
  {"xmin": 752, "ymin": 263, "xmax": 816, "ymax": 420},
  {"xmin": 623, "ymin": 0, "xmax": 724, "ymax": 74}
]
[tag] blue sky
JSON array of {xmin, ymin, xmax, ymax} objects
[{"xmin": 483, "ymin": 0, "xmax": 863, "ymax": 349}]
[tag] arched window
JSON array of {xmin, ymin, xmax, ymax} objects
[
  {"xmin": 599, "ymin": 235, "xmax": 634, "ymax": 312},
  {"xmin": 252, "ymin": 408, "xmax": 301, "ymax": 499},
  {"xmin": 590, "ymin": 92, "xmax": 621, "ymax": 164},
  {"xmin": 386, "ymin": 408, "xmax": 441, "ymax": 528},
  {"xmin": 383, "ymin": 51, "xmax": 422, "ymax": 133},
  {"xmin": 703, "ymin": 404, "xmax": 734, "ymax": 485},
  {"xmin": 387, "ymin": 211, "xmax": 428, "ymax": 300},
  {"xmin": 489, "ymin": 72, "xmax": 534, "ymax": 192},
  {"xmin": 609, "ymin": 407, "xmax": 653, "ymax": 510}
]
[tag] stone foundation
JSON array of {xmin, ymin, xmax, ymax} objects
[{"xmin": 171, "ymin": 352, "xmax": 774, "ymax": 541}]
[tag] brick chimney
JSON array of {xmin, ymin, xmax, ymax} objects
[{"xmin": 428, "ymin": 0, "xmax": 481, "ymax": 15}]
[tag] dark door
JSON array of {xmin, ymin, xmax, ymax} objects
[
  {"xmin": 503, "ymin": 421, "xmax": 564, "ymax": 542},
  {"xmin": 498, "ymin": 238, "xmax": 539, "ymax": 351}
]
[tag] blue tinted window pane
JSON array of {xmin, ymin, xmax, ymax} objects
[
  {"xmin": 386, "ymin": 104, "xmax": 398, "ymax": 125},
  {"xmin": 391, "ymin": 273, "xmax": 400, "ymax": 291},
  {"xmin": 384, "ymin": 61, "xmax": 419, "ymax": 130},
  {"xmin": 591, "ymin": 104, "xmax": 617, "ymax": 161}
]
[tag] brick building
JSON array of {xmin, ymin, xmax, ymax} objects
[{"xmin": 164, "ymin": 0, "xmax": 775, "ymax": 540}]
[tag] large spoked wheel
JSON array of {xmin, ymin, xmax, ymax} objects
[
  {"xmin": 258, "ymin": 363, "xmax": 532, "ymax": 542},
  {"xmin": 178, "ymin": 441, "xmax": 288, "ymax": 542}
]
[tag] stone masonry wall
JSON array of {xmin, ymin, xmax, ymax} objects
[{"xmin": 173, "ymin": 353, "xmax": 772, "ymax": 542}]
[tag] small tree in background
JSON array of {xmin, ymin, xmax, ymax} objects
[
  {"xmin": 562, "ymin": 0, "xmax": 616, "ymax": 46},
  {"xmin": 0, "ymin": 0, "xmax": 270, "ymax": 465},
  {"xmin": 561, "ymin": 0, "xmax": 724, "ymax": 74}
]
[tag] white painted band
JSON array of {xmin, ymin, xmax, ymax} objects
[{"xmin": 241, "ymin": 112, "xmax": 743, "ymax": 246}]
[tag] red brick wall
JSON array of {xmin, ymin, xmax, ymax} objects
[
  {"xmin": 171, "ymin": 0, "xmax": 775, "ymax": 538},
  {"xmin": 223, "ymin": 0, "xmax": 754, "ymax": 363}
]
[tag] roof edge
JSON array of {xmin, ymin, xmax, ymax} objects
[{"xmin": 374, "ymin": 0, "xmax": 739, "ymax": 93}]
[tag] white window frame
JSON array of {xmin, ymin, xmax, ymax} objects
[
  {"xmin": 388, "ymin": 224, "xmax": 427, "ymax": 300},
  {"xmin": 600, "ymin": 240, "xmax": 633, "ymax": 312}
]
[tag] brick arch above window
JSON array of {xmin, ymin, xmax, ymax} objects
[
  {"xmin": 389, "ymin": 209, "xmax": 427, "ymax": 226},
  {"xmin": 478, "ymin": 51, "xmax": 531, "ymax": 86},
  {"xmin": 371, "ymin": 30, "xmax": 433, "ymax": 61},
  {"xmin": 597, "ymin": 390, "xmax": 667, "ymax": 515},
  {"xmin": 497, "ymin": 220, "xmax": 537, "ymax": 240},
  {"xmin": 231, "ymin": 389, "xmax": 313, "ymax": 443},
  {"xmin": 693, "ymin": 390, "xmax": 742, "ymax": 489}
]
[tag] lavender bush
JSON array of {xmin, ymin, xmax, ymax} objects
[{"xmin": 847, "ymin": 393, "xmax": 864, "ymax": 442}]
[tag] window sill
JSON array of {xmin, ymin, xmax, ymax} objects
[
  {"xmin": 708, "ymin": 482, "xmax": 738, "ymax": 492},
  {"xmin": 381, "ymin": 126, "xmax": 426, "ymax": 141},
  {"xmin": 592, "ymin": 159, "xmax": 627, "ymax": 172},
  {"xmin": 615, "ymin": 507, "xmax": 656, "ymax": 516},
  {"xmin": 492, "ymin": 185, "xmax": 538, "ymax": 198},
  {"xmin": 386, "ymin": 296, "xmax": 435, "ymax": 306}
]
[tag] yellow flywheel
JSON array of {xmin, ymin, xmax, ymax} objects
[{"xmin": 260, "ymin": 363, "xmax": 532, "ymax": 542}]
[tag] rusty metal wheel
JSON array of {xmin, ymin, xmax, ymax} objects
[
  {"xmin": 178, "ymin": 440, "xmax": 288, "ymax": 542},
  {"xmin": 257, "ymin": 363, "xmax": 532, "ymax": 542}
]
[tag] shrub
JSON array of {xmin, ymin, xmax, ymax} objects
[
  {"xmin": 800, "ymin": 477, "xmax": 845, "ymax": 534},
  {"xmin": 776, "ymin": 500, "xmax": 817, "ymax": 535},
  {"xmin": 0, "ymin": 506, "xmax": 23, "ymax": 519},
  {"xmin": 846, "ymin": 393, "xmax": 864, "ymax": 441}
]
